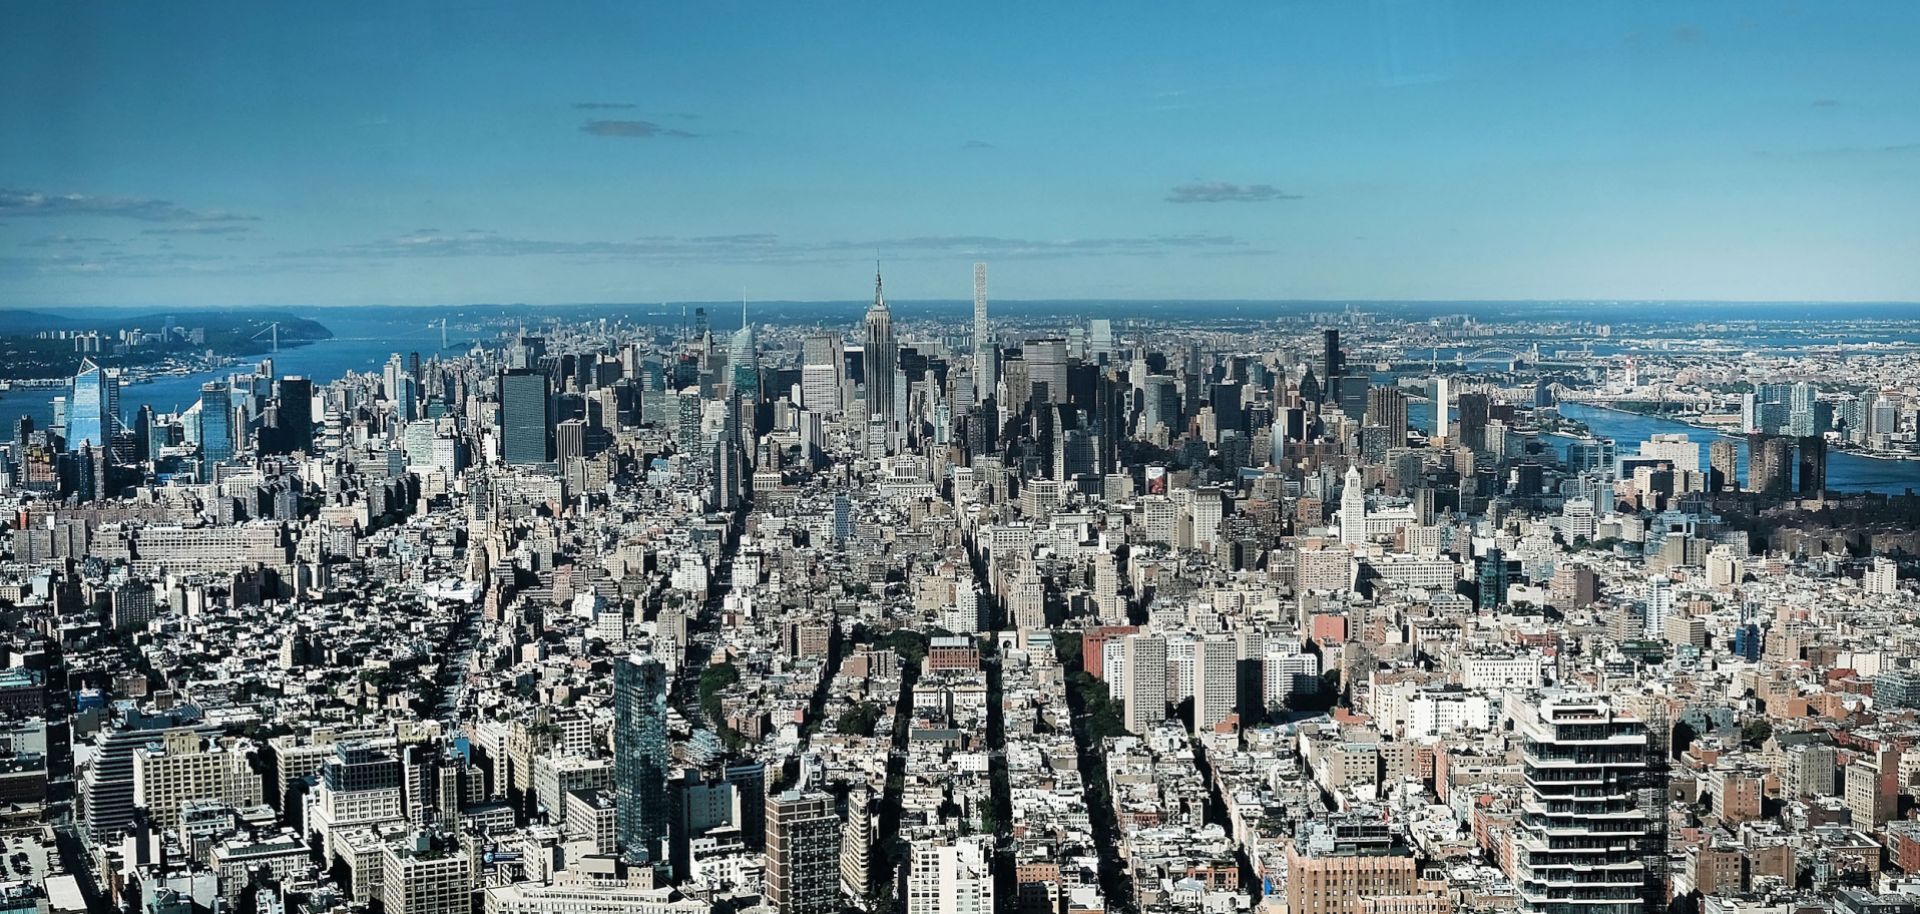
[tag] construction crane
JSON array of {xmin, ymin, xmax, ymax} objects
[{"xmin": 251, "ymin": 321, "xmax": 281, "ymax": 353}]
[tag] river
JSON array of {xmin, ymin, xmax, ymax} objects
[
  {"xmin": 1, "ymin": 311, "xmax": 468, "ymax": 434},
  {"xmin": 1406, "ymin": 400, "xmax": 1918, "ymax": 493},
  {"xmin": 1550, "ymin": 402, "xmax": 1920, "ymax": 494}
]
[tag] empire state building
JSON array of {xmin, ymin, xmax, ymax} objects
[{"xmin": 863, "ymin": 267, "xmax": 898, "ymax": 452}]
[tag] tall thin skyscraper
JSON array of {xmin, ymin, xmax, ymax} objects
[
  {"xmin": 199, "ymin": 381, "xmax": 234, "ymax": 477},
  {"xmin": 1121, "ymin": 633, "xmax": 1167, "ymax": 734},
  {"xmin": 613, "ymin": 654, "xmax": 670, "ymax": 870},
  {"xmin": 972, "ymin": 262, "xmax": 994, "ymax": 404},
  {"xmin": 863, "ymin": 268, "xmax": 898, "ymax": 450},
  {"xmin": 1320, "ymin": 328, "xmax": 1343, "ymax": 404},
  {"xmin": 67, "ymin": 358, "xmax": 116, "ymax": 449},
  {"xmin": 730, "ymin": 298, "xmax": 759, "ymax": 403},
  {"xmin": 1340, "ymin": 464, "xmax": 1367, "ymax": 545}
]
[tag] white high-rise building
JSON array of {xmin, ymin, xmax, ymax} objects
[
  {"xmin": 1867, "ymin": 557, "xmax": 1900, "ymax": 596},
  {"xmin": 1638, "ymin": 433, "xmax": 1700, "ymax": 472},
  {"xmin": 1104, "ymin": 638, "xmax": 1128, "ymax": 700},
  {"xmin": 907, "ymin": 835, "xmax": 995, "ymax": 914},
  {"xmin": 1513, "ymin": 692, "xmax": 1650, "ymax": 914},
  {"xmin": 1560, "ymin": 498, "xmax": 1597, "ymax": 540},
  {"xmin": 1190, "ymin": 487, "xmax": 1224, "ymax": 551},
  {"xmin": 1092, "ymin": 551, "xmax": 1123, "ymax": 624},
  {"xmin": 1433, "ymin": 376, "xmax": 1450, "ymax": 440},
  {"xmin": 1191, "ymin": 633, "xmax": 1238, "ymax": 734},
  {"xmin": 1166, "ymin": 634, "xmax": 1196, "ymax": 705},
  {"xmin": 1641, "ymin": 578, "xmax": 1673, "ymax": 639},
  {"xmin": 1339, "ymin": 465, "xmax": 1367, "ymax": 545},
  {"xmin": 1262, "ymin": 647, "xmax": 1320, "ymax": 709},
  {"xmin": 1122, "ymin": 633, "xmax": 1167, "ymax": 734}
]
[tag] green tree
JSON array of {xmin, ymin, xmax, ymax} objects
[
  {"xmin": 836, "ymin": 702, "xmax": 883, "ymax": 737},
  {"xmin": 699, "ymin": 661, "xmax": 740, "ymax": 724}
]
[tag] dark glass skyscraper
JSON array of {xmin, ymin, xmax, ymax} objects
[
  {"xmin": 1796, "ymin": 435, "xmax": 1827, "ymax": 495},
  {"xmin": 198, "ymin": 381, "xmax": 234, "ymax": 477},
  {"xmin": 1456, "ymin": 392, "xmax": 1491, "ymax": 453},
  {"xmin": 266, "ymin": 376, "xmax": 314, "ymax": 455},
  {"xmin": 499, "ymin": 368, "xmax": 553, "ymax": 465},
  {"xmin": 1319, "ymin": 328, "xmax": 1342, "ymax": 404},
  {"xmin": 613, "ymin": 654, "xmax": 670, "ymax": 870}
]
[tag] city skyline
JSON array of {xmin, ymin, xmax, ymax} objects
[{"xmin": 5, "ymin": 2, "xmax": 1920, "ymax": 308}]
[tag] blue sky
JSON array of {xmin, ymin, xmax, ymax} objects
[{"xmin": 3, "ymin": 1, "xmax": 1918, "ymax": 308}]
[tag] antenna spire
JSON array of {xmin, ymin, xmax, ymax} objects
[{"xmin": 873, "ymin": 260, "xmax": 884, "ymax": 307}]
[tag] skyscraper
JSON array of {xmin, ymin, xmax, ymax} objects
[
  {"xmin": 1708, "ymin": 439, "xmax": 1739, "ymax": 492},
  {"xmin": 1513, "ymin": 693, "xmax": 1650, "ymax": 914},
  {"xmin": 864, "ymin": 269, "xmax": 898, "ymax": 451},
  {"xmin": 1121, "ymin": 632, "xmax": 1167, "ymax": 734},
  {"xmin": 1797, "ymin": 436, "xmax": 1827, "ymax": 495},
  {"xmin": 1339, "ymin": 464, "xmax": 1366, "ymax": 545},
  {"xmin": 1641, "ymin": 579, "xmax": 1672, "ymax": 639},
  {"xmin": 730, "ymin": 302, "xmax": 760, "ymax": 404},
  {"xmin": 765, "ymin": 788, "xmax": 842, "ymax": 914},
  {"xmin": 67, "ymin": 358, "xmax": 117, "ymax": 450},
  {"xmin": 1026, "ymin": 338, "xmax": 1068, "ymax": 406},
  {"xmin": 1478, "ymin": 547, "xmax": 1509, "ymax": 609},
  {"xmin": 1319, "ymin": 328, "xmax": 1343, "ymax": 405},
  {"xmin": 199, "ymin": 381, "xmax": 234, "ymax": 477},
  {"xmin": 972, "ymin": 262, "xmax": 994, "ymax": 403},
  {"xmin": 1456, "ymin": 392, "xmax": 1490, "ymax": 453},
  {"xmin": 1364, "ymin": 385, "xmax": 1409, "ymax": 447},
  {"xmin": 1190, "ymin": 633, "xmax": 1237, "ymax": 734},
  {"xmin": 266, "ymin": 376, "xmax": 314, "ymax": 455},
  {"xmin": 841, "ymin": 785, "xmax": 874, "ymax": 899},
  {"xmin": 498, "ymin": 368, "xmax": 553, "ymax": 465},
  {"xmin": 613, "ymin": 655, "xmax": 669, "ymax": 870},
  {"xmin": 1747, "ymin": 433, "xmax": 1792, "ymax": 495},
  {"xmin": 801, "ymin": 333, "xmax": 843, "ymax": 413}
]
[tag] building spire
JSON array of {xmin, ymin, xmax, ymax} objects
[{"xmin": 873, "ymin": 260, "xmax": 885, "ymax": 308}]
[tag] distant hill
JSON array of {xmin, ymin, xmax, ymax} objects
[
  {"xmin": 0, "ymin": 309, "xmax": 86, "ymax": 333},
  {"xmin": 0, "ymin": 310, "xmax": 332, "ymax": 380}
]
